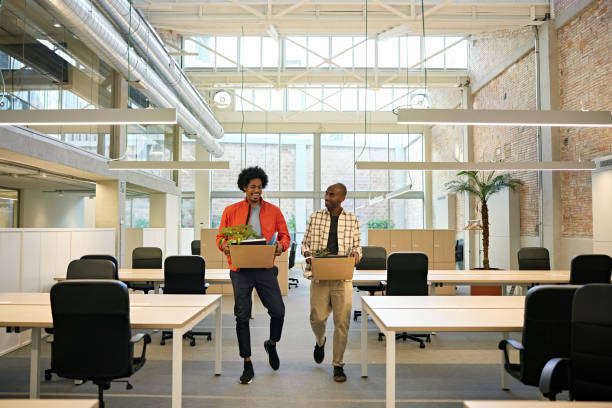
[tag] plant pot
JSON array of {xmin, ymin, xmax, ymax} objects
[{"xmin": 470, "ymin": 267, "xmax": 502, "ymax": 296}]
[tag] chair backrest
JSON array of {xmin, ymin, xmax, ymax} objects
[
  {"xmin": 455, "ymin": 239, "xmax": 464, "ymax": 262},
  {"xmin": 570, "ymin": 254, "xmax": 612, "ymax": 284},
  {"xmin": 80, "ymin": 255, "xmax": 119, "ymax": 279},
  {"xmin": 132, "ymin": 247, "xmax": 162, "ymax": 269},
  {"xmin": 288, "ymin": 242, "xmax": 296, "ymax": 269},
  {"xmin": 386, "ymin": 252, "xmax": 428, "ymax": 296},
  {"xmin": 356, "ymin": 246, "xmax": 387, "ymax": 270},
  {"xmin": 518, "ymin": 247, "xmax": 551, "ymax": 271},
  {"xmin": 518, "ymin": 285, "xmax": 579, "ymax": 386},
  {"xmin": 164, "ymin": 256, "xmax": 206, "ymax": 294},
  {"xmin": 191, "ymin": 240, "xmax": 201, "ymax": 256},
  {"xmin": 570, "ymin": 284, "xmax": 612, "ymax": 400},
  {"xmin": 66, "ymin": 259, "xmax": 116, "ymax": 280},
  {"xmin": 50, "ymin": 280, "xmax": 132, "ymax": 380}
]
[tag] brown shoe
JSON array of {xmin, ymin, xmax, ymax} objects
[{"xmin": 333, "ymin": 366, "xmax": 346, "ymax": 382}]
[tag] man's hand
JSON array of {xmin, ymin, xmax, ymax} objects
[
  {"xmin": 304, "ymin": 251, "xmax": 312, "ymax": 264},
  {"xmin": 222, "ymin": 242, "xmax": 231, "ymax": 256},
  {"xmin": 351, "ymin": 251, "xmax": 360, "ymax": 266},
  {"xmin": 274, "ymin": 242, "xmax": 283, "ymax": 256}
]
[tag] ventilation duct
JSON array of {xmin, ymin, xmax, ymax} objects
[
  {"xmin": 40, "ymin": 0, "xmax": 223, "ymax": 157},
  {"xmin": 94, "ymin": 0, "xmax": 223, "ymax": 140}
]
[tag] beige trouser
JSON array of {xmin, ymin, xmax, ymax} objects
[{"xmin": 310, "ymin": 280, "xmax": 353, "ymax": 367}]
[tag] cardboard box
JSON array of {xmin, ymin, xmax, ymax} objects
[
  {"xmin": 229, "ymin": 245, "xmax": 276, "ymax": 269},
  {"xmin": 311, "ymin": 257, "xmax": 355, "ymax": 280}
]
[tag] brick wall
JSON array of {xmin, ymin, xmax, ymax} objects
[
  {"xmin": 470, "ymin": 44, "xmax": 539, "ymax": 237},
  {"xmin": 557, "ymin": 0, "xmax": 611, "ymax": 237}
]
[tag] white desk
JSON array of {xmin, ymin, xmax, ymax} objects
[
  {"xmin": 360, "ymin": 296, "xmax": 524, "ymax": 408},
  {"xmin": 0, "ymin": 293, "xmax": 223, "ymax": 408},
  {"xmin": 464, "ymin": 402, "xmax": 612, "ymax": 408},
  {"xmin": 0, "ymin": 400, "xmax": 98, "ymax": 407}
]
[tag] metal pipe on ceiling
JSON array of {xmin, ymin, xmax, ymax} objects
[{"xmin": 39, "ymin": 0, "xmax": 224, "ymax": 157}]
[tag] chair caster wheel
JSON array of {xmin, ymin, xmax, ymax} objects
[
  {"xmin": 426, "ymin": 337, "xmax": 431, "ymax": 343},
  {"xmin": 207, "ymin": 335, "xmax": 212, "ymax": 341},
  {"xmin": 190, "ymin": 339, "xmax": 196, "ymax": 347},
  {"xmin": 378, "ymin": 333, "xmax": 384, "ymax": 342},
  {"xmin": 126, "ymin": 383, "xmax": 133, "ymax": 390},
  {"xmin": 160, "ymin": 340, "xmax": 165, "ymax": 346},
  {"xmin": 419, "ymin": 343, "xmax": 425, "ymax": 349},
  {"xmin": 44, "ymin": 373, "xmax": 52, "ymax": 381}
]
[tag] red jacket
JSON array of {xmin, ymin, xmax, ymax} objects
[{"xmin": 216, "ymin": 198, "xmax": 291, "ymax": 271}]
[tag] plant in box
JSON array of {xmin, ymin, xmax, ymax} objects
[{"xmin": 219, "ymin": 224, "xmax": 258, "ymax": 245}]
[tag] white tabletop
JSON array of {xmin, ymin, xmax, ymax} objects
[
  {"xmin": 0, "ymin": 400, "xmax": 98, "ymax": 408},
  {"xmin": 362, "ymin": 295, "xmax": 524, "ymax": 309},
  {"xmin": 464, "ymin": 402, "xmax": 612, "ymax": 408}
]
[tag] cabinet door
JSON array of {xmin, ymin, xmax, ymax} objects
[
  {"xmin": 368, "ymin": 229, "xmax": 391, "ymax": 253},
  {"xmin": 389, "ymin": 230, "xmax": 412, "ymax": 253},
  {"xmin": 433, "ymin": 230, "xmax": 456, "ymax": 263},
  {"xmin": 411, "ymin": 230, "xmax": 433, "ymax": 262},
  {"xmin": 201, "ymin": 229, "xmax": 224, "ymax": 263}
]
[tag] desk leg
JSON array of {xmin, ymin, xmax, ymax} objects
[
  {"xmin": 154, "ymin": 282, "xmax": 161, "ymax": 294},
  {"xmin": 501, "ymin": 331, "xmax": 510, "ymax": 390},
  {"xmin": 172, "ymin": 328, "xmax": 183, "ymax": 408},
  {"xmin": 215, "ymin": 301, "xmax": 222, "ymax": 375},
  {"xmin": 361, "ymin": 298, "xmax": 368, "ymax": 378},
  {"xmin": 29, "ymin": 327, "xmax": 41, "ymax": 399},
  {"xmin": 430, "ymin": 284, "xmax": 436, "ymax": 296},
  {"xmin": 386, "ymin": 330, "xmax": 396, "ymax": 408},
  {"xmin": 502, "ymin": 285, "xmax": 508, "ymax": 296}
]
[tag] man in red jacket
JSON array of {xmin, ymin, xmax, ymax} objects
[{"xmin": 216, "ymin": 166, "xmax": 290, "ymax": 384}]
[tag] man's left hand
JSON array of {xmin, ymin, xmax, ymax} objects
[
  {"xmin": 351, "ymin": 251, "xmax": 360, "ymax": 265},
  {"xmin": 274, "ymin": 242, "xmax": 283, "ymax": 256}
]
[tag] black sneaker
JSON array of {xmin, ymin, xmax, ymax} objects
[
  {"xmin": 264, "ymin": 340, "xmax": 280, "ymax": 370},
  {"xmin": 333, "ymin": 366, "xmax": 347, "ymax": 382},
  {"xmin": 240, "ymin": 361, "xmax": 254, "ymax": 384},
  {"xmin": 313, "ymin": 337, "xmax": 326, "ymax": 364}
]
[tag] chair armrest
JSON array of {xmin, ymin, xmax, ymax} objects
[
  {"xmin": 130, "ymin": 333, "xmax": 151, "ymax": 346},
  {"xmin": 498, "ymin": 339, "xmax": 524, "ymax": 367},
  {"xmin": 129, "ymin": 333, "xmax": 152, "ymax": 373},
  {"xmin": 380, "ymin": 281, "xmax": 387, "ymax": 295},
  {"xmin": 539, "ymin": 357, "xmax": 570, "ymax": 401}
]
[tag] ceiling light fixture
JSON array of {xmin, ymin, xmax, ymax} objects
[
  {"xmin": 108, "ymin": 161, "xmax": 230, "ymax": 170},
  {"xmin": 355, "ymin": 161, "xmax": 596, "ymax": 171},
  {"xmin": 397, "ymin": 109, "xmax": 612, "ymax": 127},
  {"xmin": 0, "ymin": 108, "xmax": 177, "ymax": 126}
]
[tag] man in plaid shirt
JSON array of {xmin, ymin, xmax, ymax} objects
[{"xmin": 302, "ymin": 183, "xmax": 362, "ymax": 382}]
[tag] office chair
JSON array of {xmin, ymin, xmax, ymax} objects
[
  {"xmin": 81, "ymin": 255, "xmax": 119, "ymax": 279},
  {"xmin": 540, "ymin": 284, "xmax": 612, "ymax": 401},
  {"xmin": 353, "ymin": 246, "xmax": 386, "ymax": 321},
  {"xmin": 160, "ymin": 256, "xmax": 212, "ymax": 346},
  {"xmin": 50, "ymin": 280, "xmax": 151, "ymax": 408},
  {"xmin": 191, "ymin": 240, "xmax": 201, "ymax": 256},
  {"xmin": 288, "ymin": 242, "xmax": 298, "ymax": 289},
  {"xmin": 45, "ymin": 258, "xmax": 117, "ymax": 381},
  {"xmin": 498, "ymin": 285, "xmax": 579, "ymax": 388},
  {"xmin": 569, "ymin": 254, "xmax": 612, "ymax": 284},
  {"xmin": 512, "ymin": 247, "xmax": 551, "ymax": 295},
  {"xmin": 379, "ymin": 252, "xmax": 431, "ymax": 348},
  {"xmin": 129, "ymin": 247, "xmax": 162, "ymax": 294}
]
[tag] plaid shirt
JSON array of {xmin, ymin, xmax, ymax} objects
[{"xmin": 301, "ymin": 208, "xmax": 362, "ymax": 259}]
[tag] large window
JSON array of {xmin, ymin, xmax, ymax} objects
[
  {"xmin": 0, "ymin": 188, "xmax": 19, "ymax": 228},
  {"xmin": 125, "ymin": 197, "xmax": 150, "ymax": 228}
]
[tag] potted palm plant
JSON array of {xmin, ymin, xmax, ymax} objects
[{"xmin": 445, "ymin": 171, "xmax": 523, "ymax": 269}]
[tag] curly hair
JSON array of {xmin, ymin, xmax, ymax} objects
[{"xmin": 237, "ymin": 166, "xmax": 269, "ymax": 191}]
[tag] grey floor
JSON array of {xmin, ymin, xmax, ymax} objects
[{"xmin": 0, "ymin": 277, "xmax": 541, "ymax": 407}]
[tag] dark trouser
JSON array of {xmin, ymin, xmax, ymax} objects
[{"xmin": 230, "ymin": 266, "xmax": 285, "ymax": 358}]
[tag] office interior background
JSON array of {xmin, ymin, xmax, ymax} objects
[{"xmin": 0, "ymin": 0, "xmax": 610, "ymax": 406}]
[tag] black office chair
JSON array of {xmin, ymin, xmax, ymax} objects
[
  {"xmin": 288, "ymin": 242, "xmax": 299, "ymax": 289},
  {"xmin": 498, "ymin": 285, "xmax": 579, "ymax": 388},
  {"xmin": 353, "ymin": 246, "xmax": 386, "ymax": 321},
  {"xmin": 129, "ymin": 247, "xmax": 162, "ymax": 294},
  {"xmin": 81, "ymin": 255, "xmax": 119, "ymax": 279},
  {"xmin": 569, "ymin": 254, "xmax": 612, "ymax": 284},
  {"xmin": 50, "ymin": 280, "xmax": 151, "ymax": 408},
  {"xmin": 191, "ymin": 240, "xmax": 201, "ymax": 256},
  {"xmin": 540, "ymin": 283, "xmax": 612, "ymax": 401},
  {"xmin": 45, "ymin": 258, "xmax": 117, "ymax": 381},
  {"xmin": 512, "ymin": 247, "xmax": 551, "ymax": 295},
  {"xmin": 379, "ymin": 252, "xmax": 431, "ymax": 348},
  {"xmin": 160, "ymin": 256, "xmax": 212, "ymax": 346}
]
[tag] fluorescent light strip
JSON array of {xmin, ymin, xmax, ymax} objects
[
  {"xmin": 0, "ymin": 108, "xmax": 177, "ymax": 125},
  {"xmin": 355, "ymin": 161, "xmax": 596, "ymax": 171},
  {"xmin": 108, "ymin": 161, "xmax": 230, "ymax": 170},
  {"xmin": 397, "ymin": 109, "xmax": 612, "ymax": 128}
]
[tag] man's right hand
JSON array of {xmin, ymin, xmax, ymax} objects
[
  {"xmin": 304, "ymin": 251, "xmax": 312, "ymax": 264},
  {"xmin": 222, "ymin": 242, "xmax": 231, "ymax": 256}
]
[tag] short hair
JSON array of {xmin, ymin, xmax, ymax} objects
[
  {"xmin": 329, "ymin": 183, "xmax": 347, "ymax": 196},
  {"xmin": 237, "ymin": 166, "xmax": 269, "ymax": 191}
]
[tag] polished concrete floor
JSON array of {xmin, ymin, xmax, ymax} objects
[{"xmin": 0, "ymin": 276, "xmax": 541, "ymax": 407}]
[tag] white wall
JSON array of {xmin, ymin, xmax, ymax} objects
[
  {"xmin": 0, "ymin": 228, "xmax": 115, "ymax": 356},
  {"xmin": 21, "ymin": 189, "xmax": 86, "ymax": 228},
  {"xmin": 181, "ymin": 228, "xmax": 195, "ymax": 255},
  {"xmin": 487, "ymin": 188, "xmax": 520, "ymax": 270}
]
